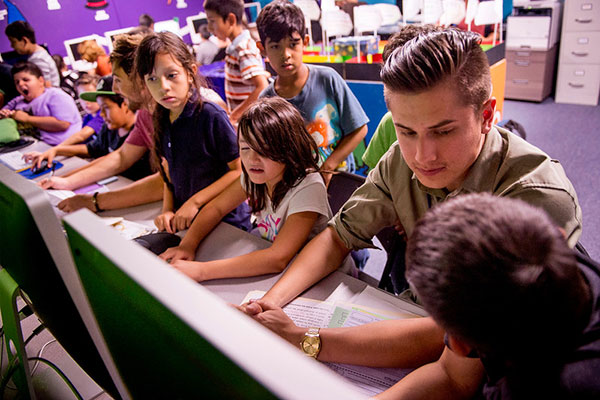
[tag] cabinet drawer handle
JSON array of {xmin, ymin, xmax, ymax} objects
[
  {"xmin": 575, "ymin": 18, "xmax": 592, "ymax": 23},
  {"xmin": 513, "ymin": 79, "xmax": 529, "ymax": 85},
  {"xmin": 568, "ymin": 82, "xmax": 585, "ymax": 88},
  {"xmin": 515, "ymin": 60, "xmax": 530, "ymax": 67},
  {"xmin": 572, "ymin": 51, "xmax": 589, "ymax": 57}
]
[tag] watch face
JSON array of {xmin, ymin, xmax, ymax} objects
[{"xmin": 302, "ymin": 336, "xmax": 321, "ymax": 356}]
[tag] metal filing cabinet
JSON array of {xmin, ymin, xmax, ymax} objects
[
  {"xmin": 555, "ymin": 0, "xmax": 600, "ymax": 105},
  {"xmin": 505, "ymin": 2, "xmax": 562, "ymax": 101}
]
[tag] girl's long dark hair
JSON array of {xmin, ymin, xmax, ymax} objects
[
  {"xmin": 238, "ymin": 97, "xmax": 321, "ymax": 213},
  {"xmin": 134, "ymin": 31, "xmax": 206, "ymax": 191}
]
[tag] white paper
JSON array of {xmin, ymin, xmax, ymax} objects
[
  {"xmin": 241, "ymin": 290, "xmax": 334, "ymax": 328},
  {"xmin": 242, "ymin": 289, "xmax": 423, "ymax": 396},
  {"xmin": 0, "ymin": 151, "xmax": 29, "ymax": 170},
  {"xmin": 110, "ymin": 219, "xmax": 157, "ymax": 240}
]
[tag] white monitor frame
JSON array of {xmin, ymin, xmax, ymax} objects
[
  {"xmin": 104, "ymin": 27, "xmax": 136, "ymax": 53},
  {"xmin": 244, "ymin": 2, "xmax": 262, "ymax": 27},
  {"xmin": 186, "ymin": 12, "xmax": 208, "ymax": 45},
  {"xmin": 63, "ymin": 34, "xmax": 105, "ymax": 70},
  {"xmin": 153, "ymin": 18, "xmax": 182, "ymax": 37}
]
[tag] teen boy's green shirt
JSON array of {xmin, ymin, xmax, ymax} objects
[
  {"xmin": 332, "ymin": 126, "xmax": 583, "ymax": 249},
  {"xmin": 362, "ymin": 112, "xmax": 397, "ymax": 169}
]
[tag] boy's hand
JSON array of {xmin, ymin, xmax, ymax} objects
[
  {"xmin": 38, "ymin": 176, "xmax": 72, "ymax": 190},
  {"xmin": 58, "ymin": 194, "xmax": 95, "ymax": 213},
  {"xmin": 170, "ymin": 259, "xmax": 205, "ymax": 282},
  {"xmin": 24, "ymin": 148, "xmax": 58, "ymax": 169},
  {"xmin": 159, "ymin": 245, "xmax": 195, "ymax": 263},
  {"xmin": 252, "ymin": 300, "xmax": 304, "ymax": 345},
  {"xmin": 172, "ymin": 200, "xmax": 199, "ymax": 232},
  {"xmin": 0, "ymin": 109, "xmax": 14, "ymax": 119},
  {"xmin": 11, "ymin": 110, "xmax": 30, "ymax": 123},
  {"xmin": 236, "ymin": 300, "xmax": 264, "ymax": 316},
  {"xmin": 154, "ymin": 211, "xmax": 176, "ymax": 233}
]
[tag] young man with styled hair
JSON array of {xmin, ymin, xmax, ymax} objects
[
  {"xmin": 250, "ymin": 193, "xmax": 599, "ymax": 398},
  {"xmin": 243, "ymin": 28, "xmax": 582, "ymax": 325}
]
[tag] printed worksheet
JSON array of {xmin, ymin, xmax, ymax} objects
[{"xmin": 242, "ymin": 286, "xmax": 424, "ymax": 396}]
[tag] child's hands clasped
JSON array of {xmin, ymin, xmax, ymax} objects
[
  {"xmin": 159, "ymin": 244, "xmax": 195, "ymax": 263},
  {"xmin": 154, "ymin": 211, "xmax": 176, "ymax": 233},
  {"xmin": 171, "ymin": 200, "xmax": 200, "ymax": 232}
]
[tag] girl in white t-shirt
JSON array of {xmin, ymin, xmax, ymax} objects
[{"xmin": 159, "ymin": 97, "xmax": 332, "ymax": 282}]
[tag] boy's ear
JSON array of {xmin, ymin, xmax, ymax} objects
[
  {"xmin": 257, "ymin": 41, "xmax": 266, "ymax": 57},
  {"xmin": 447, "ymin": 335, "xmax": 475, "ymax": 358},
  {"xmin": 303, "ymin": 35, "xmax": 310, "ymax": 47},
  {"xmin": 481, "ymin": 97, "xmax": 496, "ymax": 134},
  {"xmin": 226, "ymin": 12, "xmax": 237, "ymax": 26}
]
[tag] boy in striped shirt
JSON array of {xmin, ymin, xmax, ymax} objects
[{"xmin": 204, "ymin": 0, "xmax": 268, "ymax": 123}]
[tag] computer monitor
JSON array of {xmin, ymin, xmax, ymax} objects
[
  {"xmin": 63, "ymin": 34, "xmax": 104, "ymax": 70},
  {"xmin": 244, "ymin": 2, "xmax": 262, "ymax": 27},
  {"xmin": 104, "ymin": 27, "xmax": 136, "ymax": 53},
  {"xmin": 0, "ymin": 165, "xmax": 121, "ymax": 397},
  {"xmin": 153, "ymin": 18, "xmax": 182, "ymax": 37},
  {"xmin": 63, "ymin": 209, "xmax": 364, "ymax": 399},
  {"xmin": 186, "ymin": 13, "xmax": 208, "ymax": 45}
]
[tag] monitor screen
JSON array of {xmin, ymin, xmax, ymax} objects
[
  {"xmin": 104, "ymin": 27, "xmax": 136, "ymax": 53},
  {"xmin": 154, "ymin": 19, "xmax": 182, "ymax": 37},
  {"xmin": 0, "ymin": 165, "xmax": 120, "ymax": 397},
  {"xmin": 244, "ymin": 2, "xmax": 262, "ymax": 26},
  {"xmin": 186, "ymin": 13, "xmax": 208, "ymax": 44},
  {"xmin": 63, "ymin": 209, "xmax": 364, "ymax": 399},
  {"xmin": 63, "ymin": 34, "xmax": 105, "ymax": 69}
]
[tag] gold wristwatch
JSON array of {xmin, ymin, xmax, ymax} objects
[{"xmin": 300, "ymin": 327, "xmax": 321, "ymax": 359}]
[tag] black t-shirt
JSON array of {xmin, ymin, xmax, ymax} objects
[
  {"xmin": 481, "ymin": 254, "xmax": 600, "ymax": 400},
  {"xmin": 0, "ymin": 62, "xmax": 19, "ymax": 104},
  {"xmin": 86, "ymin": 123, "xmax": 152, "ymax": 181}
]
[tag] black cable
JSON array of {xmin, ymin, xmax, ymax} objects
[
  {"xmin": 28, "ymin": 357, "xmax": 84, "ymax": 400},
  {"xmin": 23, "ymin": 323, "xmax": 46, "ymax": 347}
]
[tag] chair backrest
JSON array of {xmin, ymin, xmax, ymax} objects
[
  {"xmin": 423, "ymin": 0, "xmax": 444, "ymax": 24},
  {"xmin": 374, "ymin": 3, "xmax": 402, "ymax": 26},
  {"xmin": 440, "ymin": 0, "xmax": 466, "ymax": 26},
  {"xmin": 474, "ymin": 0, "xmax": 502, "ymax": 26},
  {"xmin": 327, "ymin": 171, "xmax": 365, "ymax": 215},
  {"xmin": 465, "ymin": 0, "xmax": 479, "ymax": 25},
  {"xmin": 354, "ymin": 5, "xmax": 383, "ymax": 36},
  {"xmin": 321, "ymin": 8, "xmax": 354, "ymax": 40},
  {"xmin": 402, "ymin": 0, "xmax": 421, "ymax": 20},
  {"xmin": 294, "ymin": 0, "xmax": 321, "ymax": 21}
]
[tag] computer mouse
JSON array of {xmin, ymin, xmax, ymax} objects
[
  {"xmin": 133, "ymin": 232, "xmax": 182, "ymax": 255},
  {"xmin": 31, "ymin": 160, "xmax": 49, "ymax": 175}
]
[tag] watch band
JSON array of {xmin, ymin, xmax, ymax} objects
[{"xmin": 92, "ymin": 192, "xmax": 103, "ymax": 213}]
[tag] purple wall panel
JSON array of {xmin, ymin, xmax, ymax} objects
[{"xmin": 0, "ymin": 0, "xmax": 205, "ymax": 57}]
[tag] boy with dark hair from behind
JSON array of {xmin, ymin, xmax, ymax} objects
[
  {"xmin": 195, "ymin": 24, "xmax": 219, "ymax": 65},
  {"xmin": 5, "ymin": 21, "xmax": 60, "ymax": 87},
  {"xmin": 256, "ymin": 0, "xmax": 369, "ymax": 185},
  {"xmin": 204, "ymin": 0, "xmax": 268, "ymax": 122},
  {"xmin": 248, "ymin": 193, "xmax": 600, "ymax": 399}
]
